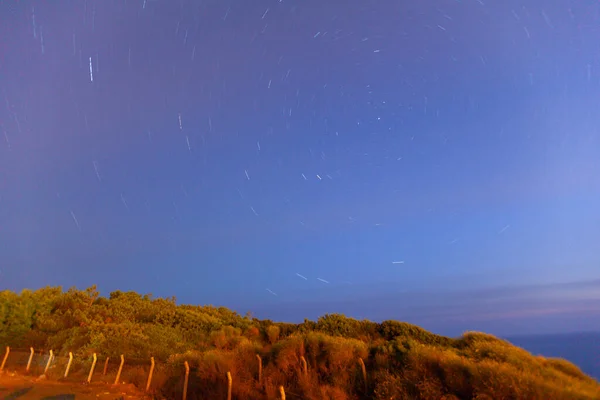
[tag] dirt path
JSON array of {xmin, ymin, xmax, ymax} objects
[{"xmin": 0, "ymin": 372, "xmax": 149, "ymax": 400}]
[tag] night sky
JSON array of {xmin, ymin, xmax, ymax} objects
[{"xmin": 1, "ymin": 0, "xmax": 599, "ymax": 337}]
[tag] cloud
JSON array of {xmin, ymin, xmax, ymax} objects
[{"xmin": 249, "ymin": 278, "xmax": 600, "ymax": 336}]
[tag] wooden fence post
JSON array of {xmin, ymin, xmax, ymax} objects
[
  {"xmin": 64, "ymin": 352, "xmax": 73, "ymax": 378},
  {"xmin": 300, "ymin": 356, "xmax": 308, "ymax": 376},
  {"xmin": 227, "ymin": 371, "xmax": 232, "ymax": 400},
  {"xmin": 44, "ymin": 350, "xmax": 53, "ymax": 375},
  {"xmin": 87, "ymin": 353, "xmax": 97, "ymax": 383},
  {"xmin": 103, "ymin": 357, "xmax": 110, "ymax": 375},
  {"xmin": 279, "ymin": 385, "xmax": 286, "ymax": 400},
  {"xmin": 114, "ymin": 355, "xmax": 124, "ymax": 385},
  {"xmin": 256, "ymin": 354, "xmax": 262, "ymax": 384},
  {"xmin": 182, "ymin": 361, "xmax": 190, "ymax": 400},
  {"xmin": 26, "ymin": 347, "xmax": 34, "ymax": 372},
  {"xmin": 358, "ymin": 357, "xmax": 367, "ymax": 393},
  {"xmin": 146, "ymin": 357, "xmax": 155, "ymax": 392},
  {"xmin": 0, "ymin": 346, "xmax": 9, "ymax": 372}
]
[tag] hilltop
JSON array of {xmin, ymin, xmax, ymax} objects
[{"xmin": 1, "ymin": 285, "xmax": 599, "ymax": 399}]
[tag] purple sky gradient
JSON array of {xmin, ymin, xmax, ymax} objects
[{"xmin": 1, "ymin": 0, "xmax": 599, "ymax": 337}]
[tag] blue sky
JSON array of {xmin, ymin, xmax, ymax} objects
[{"xmin": 1, "ymin": 0, "xmax": 599, "ymax": 337}]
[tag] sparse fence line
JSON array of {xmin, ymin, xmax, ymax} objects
[
  {"xmin": 0, "ymin": 346, "xmax": 10, "ymax": 372},
  {"xmin": 103, "ymin": 356, "xmax": 110, "ymax": 375},
  {"xmin": 114, "ymin": 354, "xmax": 125, "ymax": 384},
  {"xmin": 182, "ymin": 361, "xmax": 190, "ymax": 400},
  {"xmin": 0, "ymin": 345, "xmax": 371, "ymax": 400},
  {"xmin": 64, "ymin": 352, "xmax": 73, "ymax": 378},
  {"xmin": 279, "ymin": 385, "xmax": 286, "ymax": 400},
  {"xmin": 43, "ymin": 350, "xmax": 53, "ymax": 375},
  {"xmin": 358, "ymin": 357, "xmax": 368, "ymax": 393},
  {"xmin": 146, "ymin": 357, "xmax": 155, "ymax": 392},
  {"xmin": 26, "ymin": 347, "xmax": 34, "ymax": 372},
  {"xmin": 300, "ymin": 355, "xmax": 308, "ymax": 376},
  {"xmin": 227, "ymin": 370, "xmax": 233, "ymax": 400},
  {"xmin": 256, "ymin": 354, "xmax": 262, "ymax": 384},
  {"xmin": 87, "ymin": 353, "xmax": 97, "ymax": 383}
]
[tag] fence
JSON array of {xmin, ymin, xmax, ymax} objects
[{"xmin": 0, "ymin": 346, "xmax": 369, "ymax": 400}]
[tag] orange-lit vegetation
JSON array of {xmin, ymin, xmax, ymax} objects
[{"xmin": 1, "ymin": 286, "xmax": 599, "ymax": 399}]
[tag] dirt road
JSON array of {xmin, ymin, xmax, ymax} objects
[{"xmin": 0, "ymin": 372, "xmax": 148, "ymax": 400}]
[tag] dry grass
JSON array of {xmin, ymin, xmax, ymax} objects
[
  {"xmin": 2, "ymin": 288, "xmax": 599, "ymax": 400},
  {"xmin": 152, "ymin": 330, "xmax": 600, "ymax": 400}
]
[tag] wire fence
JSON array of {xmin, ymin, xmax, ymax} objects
[{"xmin": 0, "ymin": 346, "xmax": 321, "ymax": 400}]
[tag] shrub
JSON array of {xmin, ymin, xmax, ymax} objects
[
  {"xmin": 3, "ymin": 287, "xmax": 599, "ymax": 400},
  {"xmin": 267, "ymin": 325, "xmax": 280, "ymax": 344}
]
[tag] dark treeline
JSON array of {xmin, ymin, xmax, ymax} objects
[{"xmin": 1, "ymin": 286, "xmax": 599, "ymax": 399}]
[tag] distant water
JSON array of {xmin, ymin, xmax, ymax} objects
[{"xmin": 505, "ymin": 332, "xmax": 600, "ymax": 381}]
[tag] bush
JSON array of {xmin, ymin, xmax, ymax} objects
[
  {"xmin": 2, "ymin": 287, "xmax": 599, "ymax": 400},
  {"xmin": 267, "ymin": 325, "xmax": 280, "ymax": 344}
]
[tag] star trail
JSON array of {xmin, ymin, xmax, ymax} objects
[{"xmin": 1, "ymin": 0, "xmax": 599, "ymax": 336}]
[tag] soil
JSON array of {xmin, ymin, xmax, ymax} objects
[{"xmin": 0, "ymin": 371, "xmax": 150, "ymax": 400}]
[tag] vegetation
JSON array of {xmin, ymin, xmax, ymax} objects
[{"xmin": 1, "ymin": 285, "xmax": 599, "ymax": 399}]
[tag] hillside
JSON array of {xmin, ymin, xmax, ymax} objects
[
  {"xmin": 506, "ymin": 332, "xmax": 600, "ymax": 381},
  {"xmin": 1, "ymin": 286, "xmax": 599, "ymax": 400}
]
